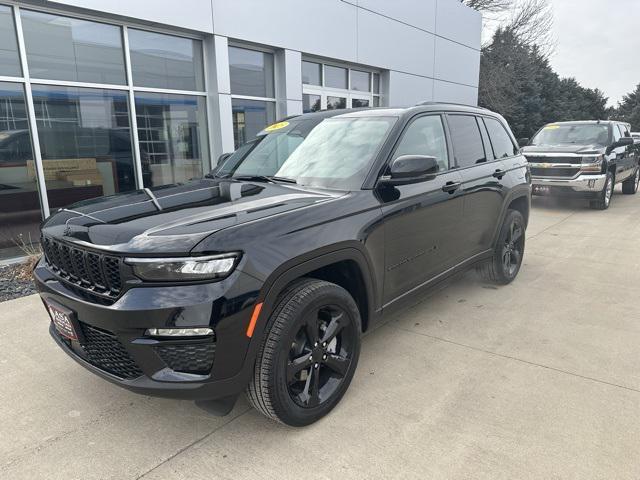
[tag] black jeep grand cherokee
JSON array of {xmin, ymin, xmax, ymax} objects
[{"xmin": 35, "ymin": 104, "xmax": 530, "ymax": 426}]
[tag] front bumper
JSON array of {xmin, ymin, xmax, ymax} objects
[
  {"xmin": 531, "ymin": 173, "xmax": 606, "ymax": 196},
  {"xmin": 34, "ymin": 259, "xmax": 264, "ymax": 401}
]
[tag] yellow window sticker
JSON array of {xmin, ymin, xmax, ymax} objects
[
  {"xmin": 264, "ymin": 121, "xmax": 290, "ymax": 132},
  {"xmin": 544, "ymin": 125, "xmax": 560, "ymax": 130}
]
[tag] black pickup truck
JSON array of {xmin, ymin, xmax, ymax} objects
[{"xmin": 522, "ymin": 120, "xmax": 638, "ymax": 209}]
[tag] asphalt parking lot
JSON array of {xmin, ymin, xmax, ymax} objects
[{"xmin": 2, "ymin": 187, "xmax": 640, "ymax": 480}]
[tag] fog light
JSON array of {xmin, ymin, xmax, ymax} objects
[{"xmin": 146, "ymin": 328, "xmax": 214, "ymax": 337}]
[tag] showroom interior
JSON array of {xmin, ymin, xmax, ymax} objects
[{"xmin": 0, "ymin": 0, "xmax": 481, "ymax": 260}]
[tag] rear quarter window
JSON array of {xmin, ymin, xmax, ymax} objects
[{"xmin": 484, "ymin": 117, "xmax": 518, "ymax": 158}]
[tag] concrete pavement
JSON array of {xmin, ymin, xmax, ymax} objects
[{"xmin": 2, "ymin": 187, "xmax": 640, "ymax": 479}]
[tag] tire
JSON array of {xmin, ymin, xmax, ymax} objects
[
  {"xmin": 246, "ymin": 278, "xmax": 361, "ymax": 427},
  {"xmin": 477, "ymin": 209, "xmax": 526, "ymax": 285},
  {"xmin": 590, "ymin": 171, "xmax": 614, "ymax": 209},
  {"xmin": 622, "ymin": 168, "xmax": 639, "ymax": 195}
]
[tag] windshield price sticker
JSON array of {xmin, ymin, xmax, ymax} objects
[{"xmin": 264, "ymin": 121, "xmax": 290, "ymax": 132}]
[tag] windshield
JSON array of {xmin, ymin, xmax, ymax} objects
[
  {"xmin": 531, "ymin": 124, "xmax": 610, "ymax": 146},
  {"xmin": 217, "ymin": 116, "xmax": 396, "ymax": 190}
]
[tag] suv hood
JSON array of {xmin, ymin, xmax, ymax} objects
[
  {"xmin": 42, "ymin": 179, "xmax": 344, "ymax": 254},
  {"xmin": 522, "ymin": 144, "xmax": 606, "ymax": 155}
]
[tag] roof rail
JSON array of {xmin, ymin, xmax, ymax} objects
[{"xmin": 416, "ymin": 101, "xmax": 487, "ymax": 110}]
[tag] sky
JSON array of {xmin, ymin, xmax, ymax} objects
[
  {"xmin": 483, "ymin": 0, "xmax": 640, "ymax": 107},
  {"xmin": 548, "ymin": 0, "xmax": 640, "ymax": 107}
]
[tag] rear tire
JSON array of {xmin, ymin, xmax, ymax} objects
[
  {"xmin": 622, "ymin": 168, "xmax": 639, "ymax": 195},
  {"xmin": 590, "ymin": 171, "xmax": 614, "ymax": 209},
  {"xmin": 246, "ymin": 278, "xmax": 361, "ymax": 427},
  {"xmin": 477, "ymin": 209, "xmax": 525, "ymax": 285}
]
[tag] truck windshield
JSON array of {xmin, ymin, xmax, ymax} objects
[
  {"xmin": 531, "ymin": 124, "xmax": 610, "ymax": 146},
  {"xmin": 217, "ymin": 116, "xmax": 396, "ymax": 190}
]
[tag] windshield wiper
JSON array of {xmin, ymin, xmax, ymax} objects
[{"xmin": 233, "ymin": 175, "xmax": 297, "ymax": 184}]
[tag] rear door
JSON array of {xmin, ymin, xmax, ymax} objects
[
  {"xmin": 446, "ymin": 114, "xmax": 507, "ymax": 258},
  {"xmin": 611, "ymin": 125, "xmax": 631, "ymax": 182},
  {"xmin": 380, "ymin": 113, "xmax": 464, "ymax": 305}
]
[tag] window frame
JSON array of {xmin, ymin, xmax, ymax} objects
[
  {"xmin": 444, "ymin": 113, "xmax": 493, "ymax": 170},
  {"xmin": 481, "ymin": 115, "xmax": 519, "ymax": 161},
  {"xmin": 0, "ymin": 2, "xmax": 210, "ymax": 219}
]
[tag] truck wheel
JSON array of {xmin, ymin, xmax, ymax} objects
[
  {"xmin": 246, "ymin": 279, "xmax": 361, "ymax": 426},
  {"xmin": 477, "ymin": 209, "xmax": 525, "ymax": 285},
  {"xmin": 590, "ymin": 171, "xmax": 614, "ymax": 209},
  {"xmin": 622, "ymin": 168, "xmax": 639, "ymax": 194}
]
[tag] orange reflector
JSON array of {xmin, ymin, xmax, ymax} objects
[{"xmin": 246, "ymin": 302, "xmax": 263, "ymax": 338}]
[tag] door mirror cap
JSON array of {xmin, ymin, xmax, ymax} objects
[
  {"xmin": 380, "ymin": 155, "xmax": 439, "ymax": 186},
  {"xmin": 613, "ymin": 137, "xmax": 634, "ymax": 148},
  {"xmin": 518, "ymin": 137, "xmax": 530, "ymax": 147}
]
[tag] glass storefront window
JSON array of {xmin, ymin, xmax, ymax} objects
[
  {"xmin": 135, "ymin": 92, "xmax": 209, "ymax": 187},
  {"xmin": 303, "ymin": 94, "xmax": 321, "ymax": 113},
  {"xmin": 325, "ymin": 65, "xmax": 348, "ymax": 89},
  {"xmin": 232, "ymin": 98, "xmax": 276, "ymax": 148},
  {"xmin": 229, "ymin": 47, "xmax": 275, "ymax": 98},
  {"xmin": 21, "ymin": 10, "xmax": 126, "ymax": 85},
  {"xmin": 0, "ymin": 6, "xmax": 21, "ymax": 77},
  {"xmin": 373, "ymin": 73, "xmax": 380, "ymax": 94},
  {"xmin": 0, "ymin": 82, "xmax": 40, "ymax": 258},
  {"xmin": 302, "ymin": 61, "xmax": 321, "ymax": 86},
  {"xmin": 31, "ymin": 85, "xmax": 136, "ymax": 209},
  {"xmin": 351, "ymin": 70, "xmax": 371, "ymax": 92},
  {"xmin": 128, "ymin": 29, "xmax": 204, "ymax": 92},
  {"xmin": 352, "ymin": 98, "xmax": 370, "ymax": 108},
  {"xmin": 327, "ymin": 96, "xmax": 346, "ymax": 110}
]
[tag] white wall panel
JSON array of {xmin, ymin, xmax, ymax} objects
[
  {"xmin": 358, "ymin": 0, "xmax": 437, "ymax": 33},
  {"xmin": 387, "ymin": 71, "xmax": 433, "ymax": 107},
  {"xmin": 433, "ymin": 37, "xmax": 480, "ymax": 87},
  {"xmin": 357, "ymin": 9, "xmax": 435, "ymax": 77},
  {"xmin": 212, "ymin": 0, "xmax": 358, "ymax": 63},
  {"xmin": 47, "ymin": 0, "xmax": 214, "ymax": 32},
  {"xmin": 433, "ymin": 79, "xmax": 478, "ymax": 105},
  {"xmin": 435, "ymin": 0, "xmax": 482, "ymax": 50}
]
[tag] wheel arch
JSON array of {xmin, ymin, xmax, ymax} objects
[{"xmin": 491, "ymin": 186, "xmax": 531, "ymax": 247}]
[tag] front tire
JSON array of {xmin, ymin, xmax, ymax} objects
[
  {"xmin": 477, "ymin": 209, "xmax": 526, "ymax": 285},
  {"xmin": 622, "ymin": 168, "xmax": 639, "ymax": 195},
  {"xmin": 246, "ymin": 279, "xmax": 361, "ymax": 426},
  {"xmin": 590, "ymin": 171, "xmax": 614, "ymax": 209}
]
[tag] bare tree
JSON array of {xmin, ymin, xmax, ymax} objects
[
  {"xmin": 461, "ymin": 0, "xmax": 512, "ymax": 13},
  {"xmin": 504, "ymin": 0, "xmax": 555, "ymax": 54}
]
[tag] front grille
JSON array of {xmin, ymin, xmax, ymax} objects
[
  {"xmin": 79, "ymin": 322, "xmax": 143, "ymax": 379},
  {"xmin": 530, "ymin": 167, "xmax": 581, "ymax": 178},
  {"xmin": 155, "ymin": 342, "xmax": 216, "ymax": 374},
  {"xmin": 42, "ymin": 237, "xmax": 123, "ymax": 301},
  {"xmin": 526, "ymin": 155, "xmax": 583, "ymax": 165}
]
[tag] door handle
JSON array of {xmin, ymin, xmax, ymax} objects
[
  {"xmin": 492, "ymin": 169, "xmax": 506, "ymax": 179},
  {"xmin": 442, "ymin": 181, "xmax": 461, "ymax": 194}
]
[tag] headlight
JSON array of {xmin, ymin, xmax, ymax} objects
[
  {"xmin": 125, "ymin": 253, "xmax": 239, "ymax": 282},
  {"xmin": 581, "ymin": 155, "xmax": 604, "ymax": 172}
]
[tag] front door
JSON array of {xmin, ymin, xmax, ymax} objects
[{"xmin": 379, "ymin": 114, "xmax": 464, "ymax": 306}]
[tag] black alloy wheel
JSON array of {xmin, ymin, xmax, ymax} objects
[
  {"xmin": 502, "ymin": 217, "xmax": 524, "ymax": 278},
  {"xmin": 247, "ymin": 279, "xmax": 361, "ymax": 426},
  {"xmin": 477, "ymin": 209, "xmax": 526, "ymax": 285}
]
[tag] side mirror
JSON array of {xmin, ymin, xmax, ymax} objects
[
  {"xmin": 518, "ymin": 138, "xmax": 530, "ymax": 147},
  {"xmin": 380, "ymin": 155, "xmax": 439, "ymax": 186},
  {"xmin": 613, "ymin": 137, "xmax": 634, "ymax": 148},
  {"xmin": 217, "ymin": 152, "xmax": 233, "ymax": 165}
]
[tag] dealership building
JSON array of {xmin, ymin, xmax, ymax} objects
[{"xmin": 0, "ymin": 0, "xmax": 481, "ymax": 259}]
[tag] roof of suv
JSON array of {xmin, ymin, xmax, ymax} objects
[{"xmin": 546, "ymin": 120, "xmax": 628, "ymax": 126}]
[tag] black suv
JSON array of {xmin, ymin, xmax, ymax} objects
[
  {"xmin": 34, "ymin": 104, "xmax": 530, "ymax": 426},
  {"xmin": 522, "ymin": 121, "xmax": 639, "ymax": 209}
]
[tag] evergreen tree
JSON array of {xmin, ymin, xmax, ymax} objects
[{"xmin": 616, "ymin": 84, "xmax": 640, "ymax": 131}]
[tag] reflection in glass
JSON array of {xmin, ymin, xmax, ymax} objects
[
  {"xmin": 232, "ymin": 98, "xmax": 276, "ymax": 148},
  {"xmin": 0, "ymin": 6, "xmax": 21, "ymax": 77},
  {"xmin": 303, "ymin": 94, "xmax": 321, "ymax": 113},
  {"xmin": 21, "ymin": 10, "xmax": 125, "ymax": 84},
  {"xmin": 229, "ymin": 47, "xmax": 275, "ymax": 98},
  {"xmin": 0, "ymin": 82, "xmax": 40, "ymax": 259},
  {"xmin": 373, "ymin": 96, "xmax": 381, "ymax": 107},
  {"xmin": 128, "ymin": 29, "xmax": 204, "ymax": 91},
  {"xmin": 325, "ymin": 65, "xmax": 348, "ymax": 89},
  {"xmin": 326, "ymin": 96, "xmax": 347, "ymax": 110},
  {"xmin": 351, "ymin": 70, "xmax": 371, "ymax": 92},
  {"xmin": 351, "ymin": 98, "xmax": 370, "ymax": 108},
  {"xmin": 302, "ymin": 61, "xmax": 321, "ymax": 86},
  {"xmin": 31, "ymin": 85, "xmax": 136, "ymax": 209},
  {"xmin": 373, "ymin": 73, "xmax": 380, "ymax": 94},
  {"xmin": 135, "ymin": 92, "xmax": 209, "ymax": 187}
]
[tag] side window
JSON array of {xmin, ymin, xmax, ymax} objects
[
  {"xmin": 477, "ymin": 117, "xmax": 495, "ymax": 161},
  {"xmin": 393, "ymin": 115, "xmax": 449, "ymax": 172},
  {"xmin": 613, "ymin": 125, "xmax": 622, "ymax": 142},
  {"xmin": 447, "ymin": 115, "xmax": 486, "ymax": 168},
  {"xmin": 618, "ymin": 124, "xmax": 629, "ymax": 138},
  {"xmin": 484, "ymin": 117, "xmax": 518, "ymax": 158}
]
